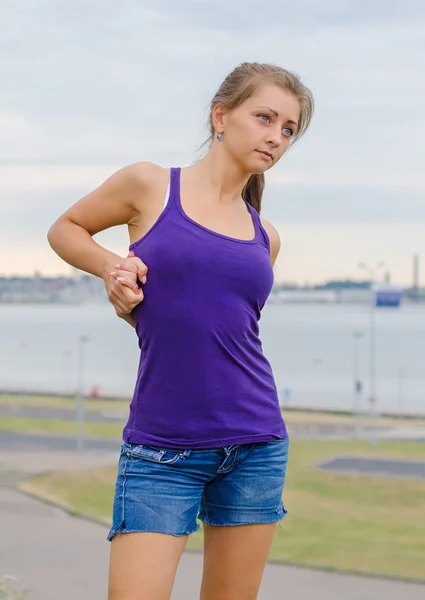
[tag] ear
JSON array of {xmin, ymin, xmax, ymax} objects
[{"xmin": 212, "ymin": 103, "xmax": 226, "ymax": 135}]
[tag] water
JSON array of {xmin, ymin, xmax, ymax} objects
[{"xmin": 0, "ymin": 302, "xmax": 424, "ymax": 415}]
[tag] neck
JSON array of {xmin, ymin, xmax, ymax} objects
[{"xmin": 191, "ymin": 144, "xmax": 251, "ymax": 205}]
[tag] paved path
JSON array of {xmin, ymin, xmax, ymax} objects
[
  {"xmin": 320, "ymin": 456, "xmax": 425, "ymax": 479},
  {"xmin": 4, "ymin": 399, "xmax": 425, "ymax": 441},
  {"xmin": 1, "ymin": 487, "xmax": 425, "ymax": 600},
  {"xmin": 1, "ymin": 448, "xmax": 425, "ymax": 599},
  {"xmin": 2, "ymin": 430, "xmax": 425, "ymax": 482}
]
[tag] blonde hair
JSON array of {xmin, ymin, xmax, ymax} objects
[{"xmin": 206, "ymin": 62, "xmax": 314, "ymax": 213}]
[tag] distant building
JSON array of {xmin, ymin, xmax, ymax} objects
[{"xmin": 0, "ymin": 274, "xmax": 108, "ymax": 304}]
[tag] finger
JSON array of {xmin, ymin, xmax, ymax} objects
[
  {"xmin": 137, "ymin": 262, "xmax": 148, "ymax": 284},
  {"xmin": 113, "ymin": 281, "xmax": 144, "ymax": 301},
  {"xmin": 114, "ymin": 261, "xmax": 137, "ymax": 274},
  {"xmin": 120, "ymin": 280, "xmax": 142, "ymax": 295},
  {"xmin": 127, "ymin": 255, "xmax": 149, "ymax": 281},
  {"xmin": 114, "ymin": 294, "xmax": 143, "ymax": 313},
  {"xmin": 114, "ymin": 276, "xmax": 143, "ymax": 295},
  {"xmin": 106, "ymin": 275, "xmax": 144, "ymax": 312},
  {"xmin": 114, "ymin": 258, "xmax": 148, "ymax": 280},
  {"xmin": 110, "ymin": 269, "xmax": 138, "ymax": 282},
  {"xmin": 109, "ymin": 286, "xmax": 144, "ymax": 311},
  {"xmin": 113, "ymin": 276, "xmax": 137, "ymax": 290},
  {"xmin": 108, "ymin": 279, "xmax": 138, "ymax": 303}
]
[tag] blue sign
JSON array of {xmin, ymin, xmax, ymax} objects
[{"xmin": 375, "ymin": 287, "xmax": 402, "ymax": 307}]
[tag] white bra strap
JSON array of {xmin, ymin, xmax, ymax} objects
[{"xmin": 162, "ymin": 180, "xmax": 171, "ymax": 212}]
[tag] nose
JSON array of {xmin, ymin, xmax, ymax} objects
[{"xmin": 266, "ymin": 126, "xmax": 283, "ymax": 148}]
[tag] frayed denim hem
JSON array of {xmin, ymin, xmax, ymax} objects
[
  {"xmin": 107, "ymin": 521, "xmax": 200, "ymax": 542},
  {"xmin": 198, "ymin": 505, "xmax": 288, "ymax": 528}
]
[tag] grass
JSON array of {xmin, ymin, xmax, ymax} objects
[
  {"xmin": 0, "ymin": 393, "xmax": 129, "ymax": 413},
  {"xmin": 0, "ymin": 415, "xmax": 123, "ymax": 439},
  {"xmin": 0, "ymin": 393, "xmax": 127, "ymax": 437},
  {"xmin": 270, "ymin": 439, "xmax": 425, "ymax": 580},
  {"xmin": 3, "ymin": 393, "xmax": 425, "ymax": 438},
  {"xmin": 22, "ymin": 438, "xmax": 425, "ymax": 582}
]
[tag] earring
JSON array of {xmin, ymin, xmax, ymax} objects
[{"xmin": 217, "ymin": 134, "xmax": 223, "ymax": 141}]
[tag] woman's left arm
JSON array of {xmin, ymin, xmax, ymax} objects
[{"xmin": 260, "ymin": 219, "xmax": 281, "ymax": 266}]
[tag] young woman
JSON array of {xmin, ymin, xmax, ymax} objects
[{"xmin": 48, "ymin": 62, "xmax": 314, "ymax": 600}]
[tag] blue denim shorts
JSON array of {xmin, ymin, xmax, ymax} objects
[{"xmin": 107, "ymin": 436, "xmax": 289, "ymax": 540}]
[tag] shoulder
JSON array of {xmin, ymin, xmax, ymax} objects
[
  {"xmin": 260, "ymin": 218, "xmax": 281, "ymax": 265},
  {"xmin": 117, "ymin": 161, "xmax": 169, "ymax": 192},
  {"xmin": 101, "ymin": 162, "xmax": 170, "ymax": 215}
]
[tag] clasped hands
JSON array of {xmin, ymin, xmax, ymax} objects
[{"xmin": 103, "ymin": 251, "xmax": 147, "ymax": 317}]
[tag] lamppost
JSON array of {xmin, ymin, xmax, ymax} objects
[
  {"xmin": 397, "ymin": 365, "xmax": 406, "ymax": 416},
  {"xmin": 76, "ymin": 335, "xmax": 89, "ymax": 452},
  {"xmin": 358, "ymin": 261, "xmax": 385, "ymax": 445},
  {"xmin": 352, "ymin": 331, "xmax": 364, "ymax": 433},
  {"xmin": 63, "ymin": 349, "xmax": 71, "ymax": 395}
]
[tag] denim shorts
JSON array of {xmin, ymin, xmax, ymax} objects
[{"xmin": 107, "ymin": 436, "xmax": 289, "ymax": 540}]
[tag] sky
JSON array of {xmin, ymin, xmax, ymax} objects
[{"xmin": 1, "ymin": 0, "xmax": 424, "ymax": 285}]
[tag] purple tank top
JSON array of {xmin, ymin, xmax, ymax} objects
[{"xmin": 123, "ymin": 167, "xmax": 287, "ymax": 448}]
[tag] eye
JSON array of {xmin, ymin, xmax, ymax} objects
[
  {"xmin": 258, "ymin": 114, "xmax": 271, "ymax": 123},
  {"xmin": 282, "ymin": 127, "xmax": 294, "ymax": 138}
]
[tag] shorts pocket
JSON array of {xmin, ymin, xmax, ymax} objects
[{"xmin": 122, "ymin": 442, "xmax": 191, "ymax": 465}]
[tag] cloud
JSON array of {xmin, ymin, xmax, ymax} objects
[
  {"xmin": 2, "ymin": 0, "xmax": 424, "ymax": 169},
  {"xmin": 0, "ymin": 165, "xmax": 122, "ymax": 192},
  {"xmin": 263, "ymin": 183, "xmax": 425, "ymax": 224},
  {"xmin": 1, "ymin": 1, "xmax": 424, "ymax": 281},
  {"xmin": 273, "ymin": 220, "xmax": 422, "ymax": 286},
  {"xmin": 1, "ymin": 162, "xmax": 424, "ymax": 197}
]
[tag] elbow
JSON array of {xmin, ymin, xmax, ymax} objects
[
  {"xmin": 47, "ymin": 217, "xmax": 67, "ymax": 252},
  {"xmin": 47, "ymin": 221, "xmax": 58, "ymax": 250}
]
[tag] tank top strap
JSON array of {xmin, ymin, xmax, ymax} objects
[
  {"xmin": 168, "ymin": 167, "xmax": 181, "ymax": 207},
  {"xmin": 245, "ymin": 202, "xmax": 270, "ymax": 251}
]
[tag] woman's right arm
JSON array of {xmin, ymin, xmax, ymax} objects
[{"xmin": 47, "ymin": 162, "xmax": 158, "ymax": 317}]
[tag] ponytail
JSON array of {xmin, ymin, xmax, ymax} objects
[{"xmin": 242, "ymin": 173, "xmax": 265, "ymax": 214}]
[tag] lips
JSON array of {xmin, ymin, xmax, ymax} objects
[{"xmin": 256, "ymin": 150, "xmax": 273, "ymax": 160}]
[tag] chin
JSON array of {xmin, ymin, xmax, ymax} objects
[
  {"xmin": 251, "ymin": 161, "xmax": 273, "ymax": 175},
  {"xmin": 239, "ymin": 157, "xmax": 272, "ymax": 176}
]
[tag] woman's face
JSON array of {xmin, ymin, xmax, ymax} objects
[{"xmin": 217, "ymin": 83, "xmax": 301, "ymax": 174}]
